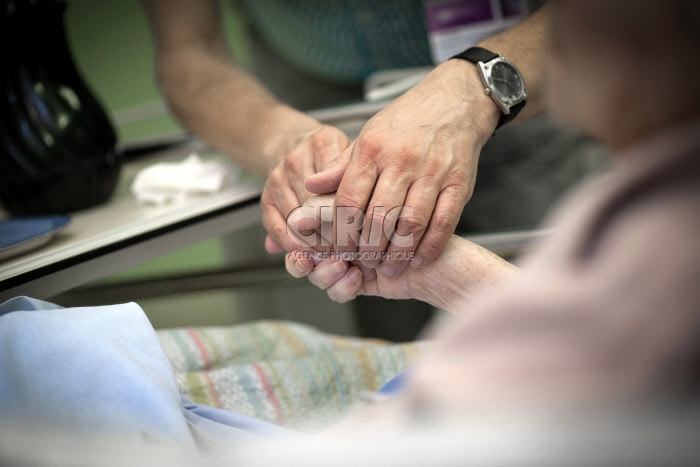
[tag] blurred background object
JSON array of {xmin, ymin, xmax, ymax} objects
[
  {"xmin": 0, "ymin": 0, "xmax": 120, "ymax": 215},
  {"xmin": 2, "ymin": 0, "xmax": 604, "ymax": 340}
]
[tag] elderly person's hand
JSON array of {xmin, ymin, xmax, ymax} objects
[
  {"xmin": 303, "ymin": 59, "xmax": 501, "ymax": 279},
  {"xmin": 285, "ymin": 195, "xmax": 518, "ymax": 313}
]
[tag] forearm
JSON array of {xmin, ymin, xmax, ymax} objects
[
  {"xmin": 157, "ymin": 47, "xmax": 321, "ymax": 176},
  {"xmin": 478, "ymin": 3, "xmax": 551, "ymax": 123},
  {"xmin": 408, "ymin": 236, "xmax": 518, "ymax": 313},
  {"xmin": 142, "ymin": 0, "xmax": 321, "ymax": 176}
]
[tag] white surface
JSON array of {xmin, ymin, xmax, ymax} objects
[
  {"xmin": 0, "ymin": 144, "xmax": 263, "ymax": 299},
  {"xmin": 131, "ymin": 153, "xmax": 235, "ymax": 205}
]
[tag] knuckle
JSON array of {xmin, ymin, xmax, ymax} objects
[
  {"xmin": 423, "ymin": 156, "xmax": 445, "ymax": 175},
  {"xmin": 309, "ymin": 127, "xmax": 334, "ymax": 150},
  {"xmin": 432, "ymin": 211, "xmax": 457, "ymax": 234},
  {"xmin": 267, "ymin": 167, "xmax": 285, "ymax": 188},
  {"xmin": 334, "ymin": 191, "xmax": 363, "ymax": 209},
  {"xmin": 307, "ymin": 127, "xmax": 350, "ymax": 166},
  {"xmin": 396, "ymin": 211, "xmax": 429, "ymax": 237},
  {"xmin": 270, "ymin": 223, "xmax": 288, "ymax": 243},
  {"xmin": 431, "ymin": 197, "xmax": 462, "ymax": 233},
  {"xmin": 309, "ymin": 133, "xmax": 326, "ymax": 154},
  {"xmin": 282, "ymin": 153, "xmax": 302, "ymax": 174},
  {"xmin": 444, "ymin": 178, "xmax": 471, "ymax": 204},
  {"xmin": 356, "ymin": 132, "xmax": 383, "ymax": 159},
  {"xmin": 393, "ymin": 145, "xmax": 421, "ymax": 166},
  {"xmin": 355, "ymin": 135, "xmax": 394, "ymax": 170},
  {"xmin": 368, "ymin": 209, "xmax": 388, "ymax": 230}
]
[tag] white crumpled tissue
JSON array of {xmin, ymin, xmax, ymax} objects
[{"xmin": 131, "ymin": 153, "xmax": 236, "ymax": 205}]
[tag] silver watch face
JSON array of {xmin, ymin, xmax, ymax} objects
[{"xmin": 490, "ymin": 61, "xmax": 524, "ymax": 100}]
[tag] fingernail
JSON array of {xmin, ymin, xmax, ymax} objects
[
  {"xmin": 409, "ymin": 256, "xmax": 424, "ymax": 268},
  {"xmin": 380, "ymin": 265, "xmax": 396, "ymax": 278},
  {"xmin": 331, "ymin": 260, "xmax": 347, "ymax": 275},
  {"xmin": 297, "ymin": 258, "xmax": 311, "ymax": 272},
  {"xmin": 347, "ymin": 268, "xmax": 362, "ymax": 283}
]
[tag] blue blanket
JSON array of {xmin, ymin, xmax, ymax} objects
[{"xmin": 0, "ymin": 297, "xmax": 291, "ymax": 450}]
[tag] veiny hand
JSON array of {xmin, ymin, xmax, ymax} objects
[
  {"xmin": 305, "ymin": 59, "xmax": 500, "ymax": 279},
  {"xmin": 284, "ymin": 233, "xmax": 502, "ymax": 308},
  {"xmin": 285, "ymin": 193, "xmax": 518, "ymax": 309},
  {"xmin": 261, "ymin": 125, "xmax": 352, "ymax": 254}
]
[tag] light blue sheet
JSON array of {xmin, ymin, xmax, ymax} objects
[{"xmin": 0, "ymin": 296, "xmax": 293, "ymax": 450}]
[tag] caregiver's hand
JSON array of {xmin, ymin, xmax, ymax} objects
[
  {"xmin": 305, "ymin": 59, "xmax": 501, "ymax": 278},
  {"xmin": 262, "ymin": 125, "xmax": 352, "ymax": 253}
]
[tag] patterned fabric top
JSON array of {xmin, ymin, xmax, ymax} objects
[
  {"xmin": 157, "ymin": 320, "xmax": 429, "ymax": 432},
  {"xmin": 241, "ymin": 0, "xmax": 433, "ymax": 83}
]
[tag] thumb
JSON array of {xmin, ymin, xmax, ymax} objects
[{"xmin": 305, "ymin": 142, "xmax": 353, "ymax": 194}]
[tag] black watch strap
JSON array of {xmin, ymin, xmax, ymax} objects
[
  {"xmin": 498, "ymin": 100, "xmax": 525, "ymax": 129},
  {"xmin": 450, "ymin": 46, "xmax": 525, "ymax": 129},
  {"xmin": 451, "ymin": 46, "xmax": 498, "ymax": 64}
]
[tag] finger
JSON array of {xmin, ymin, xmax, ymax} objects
[
  {"xmin": 285, "ymin": 250, "xmax": 315, "ymax": 278},
  {"xmin": 265, "ymin": 176, "xmax": 330, "ymax": 251},
  {"xmin": 305, "ymin": 141, "xmax": 354, "ymax": 195},
  {"xmin": 307, "ymin": 258, "xmax": 348, "ymax": 290},
  {"xmin": 261, "ymin": 173, "xmax": 307, "ymax": 248},
  {"xmin": 262, "ymin": 200, "xmax": 298, "ymax": 252},
  {"xmin": 332, "ymin": 143, "xmax": 380, "ymax": 252},
  {"xmin": 271, "ymin": 178, "xmax": 307, "ymax": 225},
  {"xmin": 262, "ymin": 196, "xmax": 318, "ymax": 252},
  {"xmin": 357, "ymin": 170, "xmax": 411, "ymax": 269},
  {"xmin": 377, "ymin": 180, "xmax": 439, "ymax": 277},
  {"xmin": 302, "ymin": 194, "xmax": 336, "ymax": 222},
  {"xmin": 410, "ymin": 185, "xmax": 464, "ymax": 268},
  {"xmin": 287, "ymin": 204, "xmax": 318, "ymax": 235},
  {"xmin": 282, "ymin": 144, "xmax": 316, "ymax": 203},
  {"xmin": 269, "ymin": 145, "xmax": 318, "ymax": 239},
  {"xmin": 356, "ymin": 262, "xmax": 377, "ymax": 279},
  {"xmin": 297, "ymin": 193, "xmax": 336, "ymax": 232},
  {"xmin": 326, "ymin": 266, "xmax": 363, "ymax": 303}
]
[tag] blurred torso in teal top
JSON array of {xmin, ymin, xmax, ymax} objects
[{"xmin": 241, "ymin": 0, "xmax": 432, "ymax": 84}]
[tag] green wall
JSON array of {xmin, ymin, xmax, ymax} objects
[
  {"xmin": 63, "ymin": 0, "xmax": 248, "ymax": 316},
  {"xmin": 65, "ymin": 0, "xmax": 250, "ymax": 143}
]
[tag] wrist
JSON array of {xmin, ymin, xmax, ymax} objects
[
  {"xmin": 260, "ymin": 105, "xmax": 323, "ymax": 176},
  {"xmin": 439, "ymin": 59, "xmax": 501, "ymax": 147},
  {"xmin": 407, "ymin": 236, "xmax": 518, "ymax": 313},
  {"xmin": 406, "ymin": 236, "xmax": 469, "ymax": 312}
]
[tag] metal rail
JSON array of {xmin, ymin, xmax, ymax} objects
[{"xmin": 52, "ymin": 229, "xmax": 551, "ymax": 306}]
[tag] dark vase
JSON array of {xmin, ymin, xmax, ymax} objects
[{"xmin": 0, "ymin": 0, "xmax": 121, "ymax": 215}]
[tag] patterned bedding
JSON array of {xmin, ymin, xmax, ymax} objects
[{"xmin": 157, "ymin": 320, "xmax": 429, "ymax": 432}]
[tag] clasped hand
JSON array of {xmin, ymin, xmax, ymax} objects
[{"xmin": 261, "ymin": 59, "xmax": 499, "ymax": 286}]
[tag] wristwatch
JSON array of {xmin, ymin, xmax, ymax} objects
[{"xmin": 451, "ymin": 46, "xmax": 527, "ymax": 129}]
